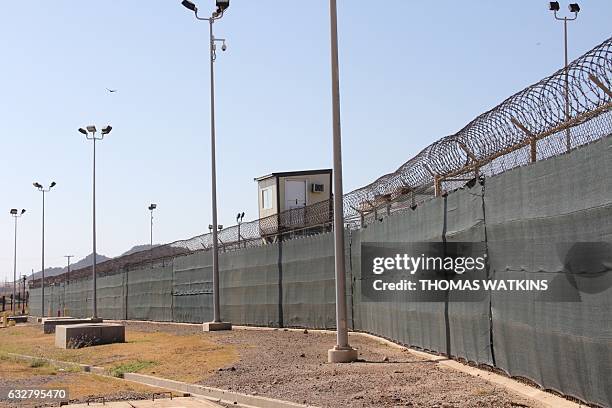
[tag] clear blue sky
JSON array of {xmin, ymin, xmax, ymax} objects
[{"xmin": 1, "ymin": 1, "xmax": 610, "ymax": 281}]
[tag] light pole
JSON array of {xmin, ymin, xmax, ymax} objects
[
  {"xmin": 79, "ymin": 125, "xmax": 112, "ymax": 319},
  {"xmin": 21, "ymin": 275, "xmax": 26, "ymax": 315},
  {"xmin": 148, "ymin": 204, "xmax": 157, "ymax": 248},
  {"xmin": 9, "ymin": 209, "xmax": 26, "ymax": 315},
  {"xmin": 33, "ymin": 181, "xmax": 56, "ymax": 317},
  {"xmin": 236, "ymin": 212, "xmax": 244, "ymax": 247},
  {"xmin": 548, "ymin": 2, "xmax": 580, "ymax": 152},
  {"xmin": 182, "ymin": 0, "xmax": 232, "ymax": 331},
  {"xmin": 327, "ymin": 0, "xmax": 357, "ymax": 363},
  {"xmin": 64, "ymin": 255, "xmax": 73, "ymax": 316}
]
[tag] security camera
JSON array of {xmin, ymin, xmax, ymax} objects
[{"xmin": 221, "ymin": 42, "xmax": 227, "ymax": 52}]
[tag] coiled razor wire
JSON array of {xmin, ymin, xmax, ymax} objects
[{"xmin": 34, "ymin": 36, "xmax": 612, "ymax": 287}]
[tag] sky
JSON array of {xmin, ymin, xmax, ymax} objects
[{"xmin": 0, "ymin": 1, "xmax": 610, "ymax": 282}]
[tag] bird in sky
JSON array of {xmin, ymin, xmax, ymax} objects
[{"xmin": 106, "ymin": 88, "xmax": 118, "ymax": 93}]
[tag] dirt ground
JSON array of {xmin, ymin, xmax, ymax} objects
[
  {"xmin": 0, "ymin": 323, "xmax": 237, "ymax": 383},
  {"xmin": 0, "ymin": 353, "xmax": 164, "ymax": 408},
  {"xmin": 122, "ymin": 321, "xmax": 544, "ymax": 408}
]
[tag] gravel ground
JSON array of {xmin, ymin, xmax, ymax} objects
[{"xmin": 122, "ymin": 321, "xmax": 544, "ymax": 408}]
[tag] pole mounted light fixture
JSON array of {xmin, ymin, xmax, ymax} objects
[
  {"xmin": 181, "ymin": 0, "xmax": 231, "ymax": 332},
  {"xmin": 33, "ymin": 181, "xmax": 56, "ymax": 317},
  {"xmin": 10, "ymin": 208, "xmax": 26, "ymax": 315},
  {"xmin": 78, "ymin": 124, "xmax": 113, "ymax": 319},
  {"xmin": 548, "ymin": 1, "xmax": 580, "ymax": 152}
]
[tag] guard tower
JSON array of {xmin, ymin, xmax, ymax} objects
[{"xmin": 254, "ymin": 169, "xmax": 332, "ymax": 239}]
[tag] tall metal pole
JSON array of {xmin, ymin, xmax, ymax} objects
[
  {"xmin": 64, "ymin": 255, "xmax": 72, "ymax": 316},
  {"xmin": 12, "ymin": 216, "xmax": 17, "ymax": 314},
  {"xmin": 209, "ymin": 17, "xmax": 221, "ymax": 324},
  {"xmin": 328, "ymin": 0, "xmax": 357, "ymax": 363},
  {"xmin": 150, "ymin": 208, "xmax": 154, "ymax": 248},
  {"xmin": 563, "ymin": 18, "xmax": 571, "ymax": 152},
  {"xmin": 92, "ymin": 135, "xmax": 98, "ymax": 318},
  {"xmin": 41, "ymin": 190, "xmax": 45, "ymax": 316}
]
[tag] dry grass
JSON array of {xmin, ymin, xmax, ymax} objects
[
  {"xmin": 0, "ymin": 325, "xmax": 237, "ymax": 383},
  {"xmin": 0, "ymin": 355, "xmax": 165, "ymax": 406},
  {"xmin": 44, "ymin": 373, "xmax": 163, "ymax": 400},
  {"xmin": 0, "ymin": 353, "xmax": 60, "ymax": 378}
]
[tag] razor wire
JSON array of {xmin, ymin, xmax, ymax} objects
[{"xmin": 33, "ymin": 36, "xmax": 612, "ymax": 288}]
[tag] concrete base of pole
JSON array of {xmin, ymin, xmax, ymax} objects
[
  {"xmin": 328, "ymin": 345, "xmax": 358, "ymax": 363},
  {"xmin": 202, "ymin": 321, "xmax": 232, "ymax": 332}
]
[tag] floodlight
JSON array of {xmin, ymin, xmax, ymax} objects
[
  {"xmin": 216, "ymin": 0, "xmax": 229, "ymax": 12},
  {"xmin": 240, "ymin": 212, "xmax": 245, "ymax": 220},
  {"xmin": 86, "ymin": 125, "xmax": 97, "ymax": 133},
  {"xmin": 78, "ymin": 128, "xmax": 88, "ymax": 135},
  {"xmin": 181, "ymin": 0, "xmax": 197, "ymax": 12},
  {"xmin": 50, "ymin": 181, "xmax": 56, "ymax": 188},
  {"xmin": 568, "ymin": 3, "xmax": 580, "ymax": 12},
  {"xmin": 149, "ymin": 203, "xmax": 157, "ymax": 210},
  {"xmin": 33, "ymin": 182, "xmax": 42, "ymax": 189},
  {"xmin": 10, "ymin": 208, "xmax": 18, "ymax": 215},
  {"xmin": 549, "ymin": 1, "xmax": 560, "ymax": 11},
  {"xmin": 21, "ymin": 209, "xmax": 26, "ymax": 214},
  {"xmin": 218, "ymin": 225, "xmax": 223, "ymax": 230},
  {"xmin": 236, "ymin": 213, "xmax": 240, "ymax": 222},
  {"xmin": 410, "ymin": 204, "xmax": 417, "ymax": 211},
  {"xmin": 101, "ymin": 125, "xmax": 112, "ymax": 135}
]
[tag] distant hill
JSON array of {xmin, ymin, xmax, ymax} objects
[
  {"xmin": 119, "ymin": 244, "xmax": 159, "ymax": 257},
  {"xmin": 28, "ymin": 244, "xmax": 159, "ymax": 281},
  {"xmin": 30, "ymin": 253, "xmax": 111, "ymax": 280}
]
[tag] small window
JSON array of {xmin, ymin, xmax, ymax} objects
[{"xmin": 262, "ymin": 188, "xmax": 272, "ymax": 209}]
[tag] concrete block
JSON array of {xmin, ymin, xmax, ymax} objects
[
  {"xmin": 327, "ymin": 346, "xmax": 358, "ymax": 363},
  {"xmin": 43, "ymin": 317, "xmax": 103, "ymax": 334},
  {"xmin": 202, "ymin": 322, "xmax": 232, "ymax": 332},
  {"xmin": 55, "ymin": 323, "xmax": 125, "ymax": 349}
]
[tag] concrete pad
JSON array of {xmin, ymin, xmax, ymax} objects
[
  {"xmin": 202, "ymin": 321, "xmax": 232, "ymax": 331},
  {"xmin": 43, "ymin": 317, "xmax": 103, "ymax": 334},
  {"xmin": 327, "ymin": 346, "xmax": 358, "ymax": 363},
  {"xmin": 55, "ymin": 323, "xmax": 125, "ymax": 349}
]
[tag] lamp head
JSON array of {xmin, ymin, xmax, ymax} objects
[
  {"xmin": 181, "ymin": 0, "xmax": 197, "ymax": 12},
  {"xmin": 86, "ymin": 125, "xmax": 97, "ymax": 133},
  {"xmin": 50, "ymin": 181, "xmax": 56, "ymax": 188},
  {"xmin": 549, "ymin": 1, "xmax": 560, "ymax": 11},
  {"xmin": 33, "ymin": 182, "xmax": 42, "ymax": 189},
  {"xmin": 216, "ymin": 0, "xmax": 229, "ymax": 12},
  {"xmin": 21, "ymin": 209, "xmax": 26, "ymax": 215},
  {"xmin": 148, "ymin": 203, "xmax": 157, "ymax": 210},
  {"xmin": 101, "ymin": 125, "xmax": 112, "ymax": 135},
  {"xmin": 568, "ymin": 3, "xmax": 580, "ymax": 12},
  {"xmin": 10, "ymin": 208, "xmax": 18, "ymax": 215},
  {"xmin": 218, "ymin": 225, "xmax": 223, "ymax": 230},
  {"xmin": 78, "ymin": 128, "xmax": 88, "ymax": 135}
]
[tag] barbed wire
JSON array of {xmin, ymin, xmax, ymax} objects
[{"xmin": 32, "ymin": 36, "xmax": 612, "ymax": 288}]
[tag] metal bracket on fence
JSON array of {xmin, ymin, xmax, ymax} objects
[
  {"xmin": 510, "ymin": 117, "xmax": 537, "ymax": 163},
  {"xmin": 588, "ymin": 74, "xmax": 612, "ymax": 98},
  {"xmin": 456, "ymin": 141, "xmax": 480, "ymax": 176}
]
